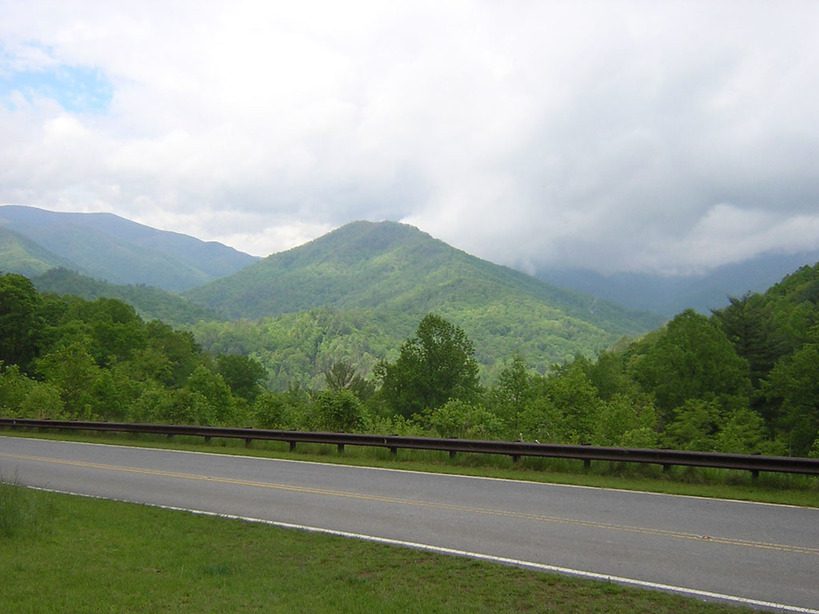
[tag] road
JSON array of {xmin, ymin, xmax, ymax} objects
[{"xmin": 1, "ymin": 435, "xmax": 817, "ymax": 612}]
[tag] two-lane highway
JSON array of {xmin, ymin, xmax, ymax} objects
[{"xmin": 1, "ymin": 435, "xmax": 817, "ymax": 612}]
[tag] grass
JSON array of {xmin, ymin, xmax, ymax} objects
[
  {"xmin": 3, "ymin": 427, "xmax": 819, "ymax": 507},
  {"xmin": 0, "ymin": 485, "xmax": 751, "ymax": 613},
  {"xmin": 0, "ymin": 479, "xmax": 53, "ymax": 538}
]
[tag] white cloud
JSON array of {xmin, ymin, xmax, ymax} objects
[{"xmin": 1, "ymin": 1, "xmax": 819, "ymax": 267}]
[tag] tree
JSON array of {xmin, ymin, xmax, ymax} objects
[
  {"xmin": 0, "ymin": 274, "xmax": 42, "ymax": 370},
  {"xmin": 375, "ymin": 314, "xmax": 480, "ymax": 418},
  {"xmin": 183, "ymin": 365, "xmax": 235, "ymax": 425},
  {"xmin": 323, "ymin": 359, "xmax": 374, "ymax": 400},
  {"xmin": 426, "ymin": 399, "xmax": 504, "ymax": 440},
  {"xmin": 542, "ymin": 360, "xmax": 602, "ymax": 444},
  {"xmin": 632, "ymin": 310, "xmax": 751, "ymax": 420},
  {"xmin": 35, "ymin": 339, "xmax": 102, "ymax": 418},
  {"xmin": 217, "ymin": 354, "xmax": 267, "ymax": 402},
  {"xmin": 487, "ymin": 355, "xmax": 535, "ymax": 435},
  {"xmin": 313, "ymin": 389, "xmax": 365, "ymax": 432},
  {"xmin": 764, "ymin": 341, "xmax": 819, "ymax": 455},
  {"xmin": 712, "ymin": 293, "xmax": 785, "ymax": 388},
  {"xmin": 662, "ymin": 399, "xmax": 722, "ymax": 451}
]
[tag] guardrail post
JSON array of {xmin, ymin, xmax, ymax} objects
[
  {"xmin": 751, "ymin": 469, "xmax": 759, "ymax": 481},
  {"xmin": 289, "ymin": 441, "xmax": 296, "ymax": 452},
  {"xmin": 390, "ymin": 446, "xmax": 398, "ymax": 457},
  {"xmin": 204, "ymin": 436, "xmax": 211, "ymax": 444},
  {"xmin": 244, "ymin": 438, "xmax": 252, "ymax": 448},
  {"xmin": 337, "ymin": 443, "xmax": 345, "ymax": 454},
  {"xmin": 663, "ymin": 464, "xmax": 671, "ymax": 473},
  {"xmin": 584, "ymin": 459, "xmax": 591, "ymax": 471},
  {"xmin": 449, "ymin": 450, "xmax": 457, "ymax": 459},
  {"xmin": 511, "ymin": 454, "xmax": 520, "ymax": 463}
]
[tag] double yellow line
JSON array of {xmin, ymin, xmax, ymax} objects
[{"xmin": 3, "ymin": 450, "xmax": 817, "ymax": 557}]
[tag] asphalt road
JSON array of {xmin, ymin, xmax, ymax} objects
[{"xmin": 2, "ymin": 435, "xmax": 818, "ymax": 612}]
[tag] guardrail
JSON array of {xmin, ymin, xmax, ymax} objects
[{"xmin": 2, "ymin": 417, "xmax": 819, "ymax": 478}]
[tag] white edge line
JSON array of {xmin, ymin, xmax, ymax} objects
[
  {"xmin": 2, "ymin": 433, "xmax": 817, "ymax": 510},
  {"xmin": 18, "ymin": 484, "xmax": 819, "ymax": 614}
]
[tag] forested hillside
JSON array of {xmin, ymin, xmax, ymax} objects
[
  {"xmin": 186, "ymin": 221, "xmax": 662, "ymax": 381},
  {"xmin": 186, "ymin": 222, "xmax": 658, "ymax": 334},
  {"xmin": 32, "ymin": 268, "xmax": 220, "ymax": 326},
  {"xmin": 0, "ymin": 226, "xmax": 75, "ymax": 278},
  {"xmin": 2, "ymin": 263, "xmax": 817, "ymax": 457},
  {"xmin": 0, "ymin": 205, "xmax": 258, "ymax": 291}
]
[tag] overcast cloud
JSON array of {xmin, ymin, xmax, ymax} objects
[{"xmin": 1, "ymin": 1, "xmax": 818, "ymax": 275}]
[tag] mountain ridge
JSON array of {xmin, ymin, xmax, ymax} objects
[
  {"xmin": 0, "ymin": 205, "xmax": 259, "ymax": 291},
  {"xmin": 185, "ymin": 220, "xmax": 660, "ymax": 333}
]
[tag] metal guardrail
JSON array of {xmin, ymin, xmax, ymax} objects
[{"xmin": 2, "ymin": 417, "xmax": 819, "ymax": 478}]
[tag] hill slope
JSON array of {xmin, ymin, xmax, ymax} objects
[
  {"xmin": 187, "ymin": 221, "xmax": 659, "ymax": 331},
  {"xmin": 0, "ymin": 205, "xmax": 258, "ymax": 291},
  {"xmin": 186, "ymin": 222, "xmax": 663, "ymax": 383},
  {"xmin": 0, "ymin": 226, "xmax": 76, "ymax": 277},
  {"xmin": 32, "ymin": 268, "xmax": 220, "ymax": 325},
  {"xmin": 537, "ymin": 249, "xmax": 819, "ymax": 316}
]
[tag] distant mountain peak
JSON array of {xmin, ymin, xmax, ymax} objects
[
  {"xmin": 0, "ymin": 204, "xmax": 259, "ymax": 292},
  {"xmin": 186, "ymin": 218, "xmax": 661, "ymax": 347}
]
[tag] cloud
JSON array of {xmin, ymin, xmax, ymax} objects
[{"xmin": 1, "ymin": 1, "xmax": 818, "ymax": 271}]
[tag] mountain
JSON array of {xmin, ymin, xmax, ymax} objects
[
  {"xmin": 186, "ymin": 221, "xmax": 659, "ymax": 327},
  {"xmin": 0, "ymin": 226, "xmax": 76, "ymax": 277},
  {"xmin": 32, "ymin": 268, "xmax": 220, "ymax": 325},
  {"xmin": 0, "ymin": 205, "xmax": 259, "ymax": 291},
  {"xmin": 186, "ymin": 222, "xmax": 664, "ymax": 380},
  {"xmin": 537, "ymin": 249, "xmax": 819, "ymax": 317}
]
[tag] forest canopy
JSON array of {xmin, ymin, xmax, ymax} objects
[{"xmin": 2, "ymin": 263, "xmax": 818, "ymax": 456}]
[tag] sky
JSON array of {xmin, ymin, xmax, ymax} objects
[{"xmin": 1, "ymin": 1, "xmax": 819, "ymax": 276}]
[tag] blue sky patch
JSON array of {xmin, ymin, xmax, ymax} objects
[{"xmin": 1, "ymin": 62, "xmax": 113, "ymax": 114}]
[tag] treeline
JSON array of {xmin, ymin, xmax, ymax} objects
[{"xmin": 2, "ymin": 263, "xmax": 818, "ymax": 457}]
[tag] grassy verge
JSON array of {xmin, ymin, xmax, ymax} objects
[
  {"xmin": 2, "ymin": 428, "xmax": 818, "ymax": 507},
  {"xmin": 0, "ymin": 485, "xmax": 750, "ymax": 613}
]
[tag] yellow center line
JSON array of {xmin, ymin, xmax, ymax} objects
[{"xmin": 4, "ymin": 451, "xmax": 817, "ymax": 557}]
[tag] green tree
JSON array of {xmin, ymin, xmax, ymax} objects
[
  {"xmin": 592, "ymin": 393, "xmax": 657, "ymax": 447},
  {"xmin": 542, "ymin": 361, "xmax": 601, "ymax": 444},
  {"xmin": 375, "ymin": 314, "xmax": 481, "ymax": 418},
  {"xmin": 764, "ymin": 340, "xmax": 819, "ymax": 455},
  {"xmin": 714, "ymin": 407, "xmax": 769, "ymax": 454},
  {"xmin": 253, "ymin": 391, "xmax": 288, "ymax": 429},
  {"xmin": 217, "ymin": 354, "xmax": 267, "ymax": 402},
  {"xmin": 712, "ymin": 293, "xmax": 785, "ymax": 388},
  {"xmin": 632, "ymin": 310, "xmax": 751, "ymax": 421},
  {"xmin": 323, "ymin": 359, "xmax": 375, "ymax": 400},
  {"xmin": 487, "ymin": 355, "xmax": 535, "ymax": 435},
  {"xmin": 0, "ymin": 274, "xmax": 42, "ymax": 370},
  {"xmin": 35, "ymin": 339, "xmax": 102, "ymax": 418},
  {"xmin": 662, "ymin": 399, "xmax": 722, "ymax": 451},
  {"xmin": 313, "ymin": 389, "xmax": 365, "ymax": 432},
  {"xmin": 183, "ymin": 365, "xmax": 235, "ymax": 425},
  {"xmin": 426, "ymin": 399, "xmax": 504, "ymax": 439}
]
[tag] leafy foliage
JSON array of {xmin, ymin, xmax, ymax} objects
[
  {"xmin": 2, "ymin": 262, "xmax": 818, "ymax": 457},
  {"xmin": 375, "ymin": 314, "xmax": 481, "ymax": 418}
]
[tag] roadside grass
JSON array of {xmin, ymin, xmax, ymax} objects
[
  {"xmin": 0, "ymin": 485, "xmax": 751, "ymax": 613},
  {"xmin": 2, "ymin": 428, "xmax": 818, "ymax": 508},
  {"xmin": 0, "ymin": 479, "xmax": 53, "ymax": 538}
]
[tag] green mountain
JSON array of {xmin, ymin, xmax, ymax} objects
[
  {"xmin": 186, "ymin": 222, "xmax": 663, "ymax": 385},
  {"xmin": 0, "ymin": 226, "xmax": 76, "ymax": 277},
  {"xmin": 0, "ymin": 205, "xmax": 258, "ymax": 291},
  {"xmin": 32, "ymin": 268, "xmax": 220, "ymax": 325},
  {"xmin": 187, "ymin": 221, "xmax": 658, "ymax": 328}
]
